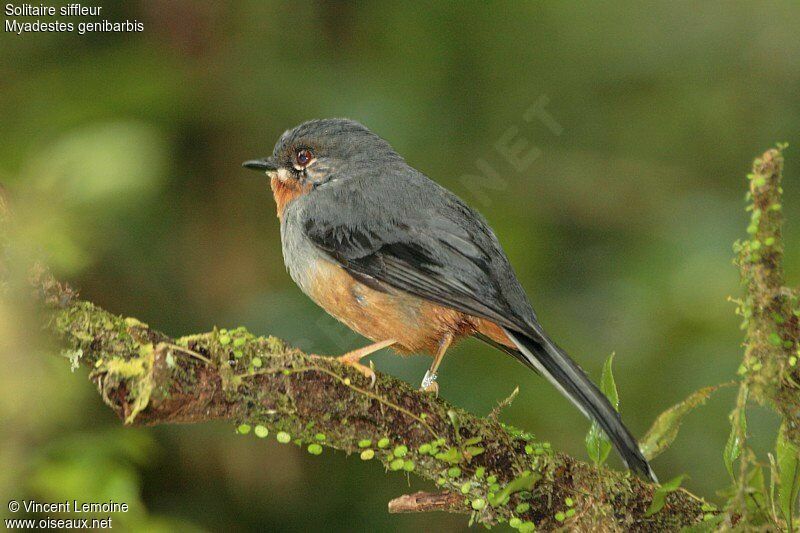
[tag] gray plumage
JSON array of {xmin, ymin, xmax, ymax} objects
[{"xmin": 250, "ymin": 118, "xmax": 656, "ymax": 481}]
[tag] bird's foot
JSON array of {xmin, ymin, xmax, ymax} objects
[
  {"xmin": 337, "ymin": 353, "xmax": 377, "ymax": 388},
  {"xmin": 420, "ymin": 370, "xmax": 439, "ymax": 396}
]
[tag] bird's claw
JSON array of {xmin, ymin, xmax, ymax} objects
[
  {"xmin": 420, "ymin": 370, "xmax": 439, "ymax": 396},
  {"xmin": 337, "ymin": 356, "xmax": 376, "ymax": 388}
]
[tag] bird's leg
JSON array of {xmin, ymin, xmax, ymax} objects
[
  {"xmin": 335, "ymin": 339, "xmax": 396, "ymax": 387},
  {"xmin": 421, "ymin": 332, "xmax": 453, "ymax": 396}
]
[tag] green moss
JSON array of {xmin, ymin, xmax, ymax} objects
[
  {"xmin": 307, "ymin": 443, "xmax": 323, "ymax": 455},
  {"xmin": 103, "ymin": 356, "xmax": 145, "ymax": 379},
  {"xmin": 38, "ymin": 265, "xmax": 710, "ymax": 529},
  {"xmin": 517, "ymin": 521, "xmax": 535, "ymax": 532},
  {"xmin": 360, "ymin": 449, "xmax": 374, "ymax": 460}
]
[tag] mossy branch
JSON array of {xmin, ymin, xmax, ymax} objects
[
  {"xmin": 734, "ymin": 145, "xmax": 800, "ymax": 445},
  {"xmin": 30, "ymin": 269, "xmax": 708, "ymax": 531}
]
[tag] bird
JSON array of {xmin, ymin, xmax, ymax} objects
[{"xmin": 243, "ymin": 118, "xmax": 656, "ymax": 481}]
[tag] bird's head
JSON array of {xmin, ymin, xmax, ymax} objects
[{"xmin": 243, "ymin": 118, "xmax": 402, "ymax": 188}]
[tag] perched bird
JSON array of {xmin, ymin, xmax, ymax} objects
[{"xmin": 243, "ymin": 118, "xmax": 656, "ymax": 481}]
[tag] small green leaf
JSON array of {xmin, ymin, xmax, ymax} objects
[
  {"xmin": 679, "ymin": 513, "xmax": 724, "ymax": 532},
  {"xmin": 465, "ymin": 446, "xmax": 484, "ymax": 457},
  {"xmin": 640, "ymin": 385, "xmax": 722, "ymax": 460},
  {"xmin": 360, "ymin": 449, "xmax": 374, "ymax": 460},
  {"xmin": 307, "ymin": 443, "xmax": 323, "ymax": 455},
  {"xmin": 645, "ymin": 474, "xmax": 686, "ymax": 517},
  {"xmin": 488, "ymin": 471, "xmax": 540, "ymax": 506},
  {"xmin": 724, "ymin": 390, "xmax": 748, "ymax": 480},
  {"xmin": 776, "ymin": 422, "xmax": 800, "ymax": 527},
  {"xmin": 447, "ymin": 410, "xmax": 461, "ymax": 442},
  {"xmin": 585, "ymin": 353, "xmax": 618, "ymax": 465},
  {"xmin": 471, "ymin": 498, "xmax": 486, "ymax": 511},
  {"xmin": 435, "ymin": 447, "xmax": 463, "ymax": 464}
]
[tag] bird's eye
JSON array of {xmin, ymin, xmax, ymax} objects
[{"xmin": 295, "ymin": 148, "xmax": 313, "ymax": 168}]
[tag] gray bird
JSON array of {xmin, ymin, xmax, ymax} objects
[{"xmin": 243, "ymin": 118, "xmax": 656, "ymax": 481}]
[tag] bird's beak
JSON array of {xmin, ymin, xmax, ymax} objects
[{"xmin": 242, "ymin": 157, "xmax": 278, "ymax": 173}]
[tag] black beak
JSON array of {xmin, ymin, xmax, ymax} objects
[{"xmin": 242, "ymin": 157, "xmax": 278, "ymax": 172}]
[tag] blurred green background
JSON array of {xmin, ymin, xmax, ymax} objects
[{"xmin": 2, "ymin": 1, "xmax": 799, "ymax": 531}]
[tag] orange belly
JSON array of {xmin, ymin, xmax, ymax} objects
[{"xmin": 304, "ymin": 259, "xmax": 515, "ymax": 355}]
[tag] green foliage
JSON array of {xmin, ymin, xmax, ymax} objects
[
  {"xmin": 488, "ymin": 471, "xmax": 540, "ymax": 507},
  {"xmin": 645, "ymin": 474, "xmax": 686, "ymax": 517},
  {"xmin": 640, "ymin": 385, "xmax": 725, "ymax": 461},
  {"xmin": 679, "ymin": 514, "xmax": 725, "ymax": 532},
  {"xmin": 776, "ymin": 422, "xmax": 800, "ymax": 529},
  {"xmin": 724, "ymin": 388, "xmax": 748, "ymax": 480},
  {"xmin": 585, "ymin": 353, "xmax": 618, "ymax": 466},
  {"xmin": 26, "ymin": 430, "xmax": 199, "ymax": 531}
]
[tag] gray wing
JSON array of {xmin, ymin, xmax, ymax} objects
[
  {"xmin": 297, "ymin": 165, "xmax": 658, "ymax": 482},
  {"xmin": 298, "ymin": 169, "xmax": 538, "ymax": 333}
]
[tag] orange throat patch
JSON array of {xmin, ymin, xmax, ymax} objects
[{"xmin": 271, "ymin": 175, "xmax": 311, "ymax": 218}]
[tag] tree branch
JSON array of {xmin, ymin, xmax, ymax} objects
[
  {"xmin": 31, "ymin": 268, "xmax": 707, "ymax": 531},
  {"xmin": 734, "ymin": 145, "xmax": 800, "ymax": 444},
  {"xmin": 388, "ymin": 491, "xmax": 465, "ymax": 514}
]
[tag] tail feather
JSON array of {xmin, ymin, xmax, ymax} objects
[{"xmin": 502, "ymin": 327, "xmax": 657, "ymax": 482}]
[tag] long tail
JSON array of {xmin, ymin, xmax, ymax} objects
[{"xmin": 501, "ymin": 327, "xmax": 657, "ymax": 482}]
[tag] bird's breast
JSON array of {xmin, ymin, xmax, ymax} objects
[{"xmin": 278, "ymin": 218, "xmax": 476, "ymax": 353}]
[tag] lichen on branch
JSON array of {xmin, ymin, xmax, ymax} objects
[
  {"xmin": 733, "ymin": 145, "xmax": 800, "ymax": 445},
  {"xmin": 32, "ymin": 268, "xmax": 707, "ymax": 531}
]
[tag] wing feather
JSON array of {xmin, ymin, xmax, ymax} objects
[{"xmin": 301, "ymin": 179, "xmax": 534, "ymax": 333}]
